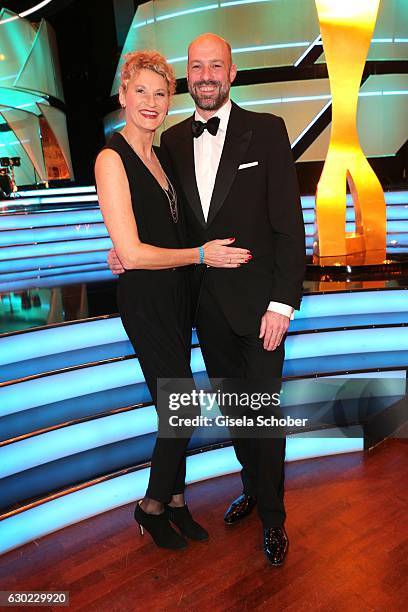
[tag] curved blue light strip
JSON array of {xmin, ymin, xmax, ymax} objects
[
  {"xmin": 0, "ymin": 263, "xmax": 108, "ymax": 282},
  {"xmin": 0, "ymin": 251, "xmax": 109, "ymax": 273},
  {"xmin": 15, "ymin": 187, "xmax": 96, "ymax": 197},
  {"xmin": 1, "ymin": 374, "xmax": 400, "ymax": 478},
  {"xmin": 0, "ymin": 269, "xmax": 115, "ymax": 292},
  {"xmin": 0, "ymin": 237, "xmax": 113, "ymax": 260},
  {"xmin": 0, "ymin": 318, "xmax": 128, "ymax": 366},
  {"xmin": 0, "ymin": 209, "xmax": 102, "ymax": 230},
  {"xmin": 1, "ymin": 291, "xmax": 407, "ymax": 366},
  {"xmin": 296, "ymin": 290, "xmax": 408, "ymax": 319},
  {"xmin": 285, "ymin": 327, "xmax": 408, "ymax": 360},
  {"xmin": 0, "ymin": 348, "xmax": 205, "ymax": 417},
  {"xmin": 0, "ymin": 223, "xmax": 107, "ymax": 246},
  {"xmin": 0, "ymin": 407, "xmax": 157, "ymax": 478},
  {"xmin": 2, "ymin": 219, "xmax": 408, "ymax": 248},
  {"xmin": 1, "ymin": 328, "xmax": 407, "ymax": 417},
  {"xmin": 0, "ymin": 230, "xmax": 407, "ymax": 265},
  {"xmin": 0, "ymin": 437, "xmax": 363, "ymax": 555},
  {"xmin": 4, "ymin": 195, "xmax": 98, "ymax": 206},
  {"xmin": 1, "ymin": 192, "xmax": 406, "ymax": 231}
]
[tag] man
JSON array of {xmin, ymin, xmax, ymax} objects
[{"xmin": 108, "ymin": 33, "xmax": 305, "ymax": 565}]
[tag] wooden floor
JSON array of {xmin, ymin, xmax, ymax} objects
[{"xmin": 1, "ymin": 438, "xmax": 407, "ymax": 612}]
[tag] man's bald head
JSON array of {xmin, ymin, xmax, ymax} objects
[
  {"xmin": 188, "ymin": 33, "xmax": 232, "ymax": 69},
  {"xmin": 187, "ymin": 33, "xmax": 236, "ymax": 118}
]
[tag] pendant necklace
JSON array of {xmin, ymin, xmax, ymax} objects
[{"xmin": 122, "ymin": 132, "xmax": 178, "ymax": 224}]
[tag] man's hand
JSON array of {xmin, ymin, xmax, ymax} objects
[
  {"xmin": 107, "ymin": 248, "xmax": 125, "ymax": 275},
  {"xmin": 259, "ymin": 311, "xmax": 290, "ymax": 351}
]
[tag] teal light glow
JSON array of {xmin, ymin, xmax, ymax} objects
[
  {"xmin": 220, "ymin": 0, "xmax": 273, "ymax": 6},
  {"xmin": 168, "ymin": 42, "xmax": 312, "ymax": 64},
  {"xmin": 132, "ymin": 0, "xmax": 274, "ymax": 28},
  {"xmin": 0, "ymin": 437, "xmax": 363, "ymax": 555},
  {"xmin": 383, "ymin": 90, "xmax": 408, "ymax": 96},
  {"xmin": 0, "ymin": 1, "xmax": 55, "ymax": 25},
  {"xmin": 156, "ymin": 3, "xmax": 219, "ymax": 21}
]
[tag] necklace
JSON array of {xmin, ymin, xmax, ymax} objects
[
  {"xmin": 121, "ymin": 132, "xmax": 178, "ymax": 224},
  {"xmin": 162, "ymin": 173, "xmax": 179, "ymax": 224}
]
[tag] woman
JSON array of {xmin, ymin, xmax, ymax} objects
[{"xmin": 95, "ymin": 51, "xmax": 250, "ymax": 550}]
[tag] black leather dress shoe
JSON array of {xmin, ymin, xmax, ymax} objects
[
  {"xmin": 263, "ymin": 526, "xmax": 289, "ymax": 566},
  {"xmin": 224, "ymin": 494, "xmax": 256, "ymax": 525}
]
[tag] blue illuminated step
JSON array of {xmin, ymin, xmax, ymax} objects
[
  {"xmin": 1, "ymin": 290, "xmax": 407, "ymax": 383},
  {"xmin": 0, "ymin": 262, "xmax": 109, "ymax": 282},
  {"xmin": 0, "ymin": 237, "xmax": 113, "ymax": 260},
  {"xmin": 0, "ymin": 382, "xmax": 151, "ymax": 444},
  {"xmin": 1, "ymin": 327, "xmax": 407, "ymax": 418},
  {"xmin": 1, "ymin": 374, "xmax": 403, "ymax": 480},
  {"xmin": 0, "ymin": 208, "xmax": 102, "ymax": 230},
  {"xmin": 0, "ymin": 436, "xmax": 364, "ymax": 555},
  {"xmin": 0, "ymin": 268, "xmax": 115, "ymax": 292},
  {"xmin": 0, "ymin": 251, "xmax": 109, "ymax": 273},
  {"xmin": 0, "ymin": 424, "xmax": 366, "ymax": 511},
  {"xmin": 0, "ymin": 223, "xmax": 108, "ymax": 246}
]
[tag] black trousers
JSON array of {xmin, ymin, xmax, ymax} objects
[
  {"xmin": 118, "ymin": 269, "xmax": 197, "ymax": 503},
  {"xmin": 196, "ymin": 282, "xmax": 286, "ymax": 528}
]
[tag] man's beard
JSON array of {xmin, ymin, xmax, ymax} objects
[{"xmin": 188, "ymin": 80, "xmax": 230, "ymax": 111}]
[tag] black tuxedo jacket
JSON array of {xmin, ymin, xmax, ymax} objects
[{"xmin": 161, "ymin": 101, "xmax": 306, "ymax": 335}]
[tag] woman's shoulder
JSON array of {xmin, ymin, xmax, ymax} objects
[
  {"xmin": 100, "ymin": 132, "xmax": 124, "ymax": 154},
  {"xmin": 95, "ymin": 139, "xmax": 123, "ymax": 171}
]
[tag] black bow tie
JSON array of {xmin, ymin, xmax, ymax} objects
[{"xmin": 192, "ymin": 116, "xmax": 220, "ymax": 138}]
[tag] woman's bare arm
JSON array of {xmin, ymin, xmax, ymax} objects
[{"xmin": 95, "ymin": 149, "xmax": 250, "ymax": 270}]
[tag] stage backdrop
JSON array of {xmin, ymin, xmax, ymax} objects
[{"xmin": 0, "ymin": 7, "xmax": 73, "ymax": 186}]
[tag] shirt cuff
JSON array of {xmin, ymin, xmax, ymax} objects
[{"xmin": 267, "ymin": 301, "xmax": 294, "ymax": 320}]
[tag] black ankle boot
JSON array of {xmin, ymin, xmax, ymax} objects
[
  {"xmin": 166, "ymin": 504, "xmax": 209, "ymax": 541},
  {"xmin": 134, "ymin": 503, "xmax": 188, "ymax": 549}
]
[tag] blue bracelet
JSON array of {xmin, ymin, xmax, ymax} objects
[{"xmin": 198, "ymin": 245, "xmax": 205, "ymax": 264}]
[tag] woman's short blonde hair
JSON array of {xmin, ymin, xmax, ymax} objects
[{"xmin": 120, "ymin": 50, "xmax": 176, "ymax": 96}]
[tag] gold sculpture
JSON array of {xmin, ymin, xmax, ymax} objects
[{"xmin": 314, "ymin": 0, "xmax": 386, "ymax": 266}]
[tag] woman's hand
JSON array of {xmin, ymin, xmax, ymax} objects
[
  {"xmin": 203, "ymin": 238, "xmax": 251, "ymax": 268},
  {"xmin": 108, "ymin": 248, "xmax": 125, "ymax": 274}
]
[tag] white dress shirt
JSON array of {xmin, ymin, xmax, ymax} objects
[{"xmin": 193, "ymin": 99, "xmax": 294, "ymax": 320}]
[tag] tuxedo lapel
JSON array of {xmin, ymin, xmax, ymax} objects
[
  {"xmin": 174, "ymin": 117, "xmax": 206, "ymax": 228},
  {"xmin": 207, "ymin": 103, "xmax": 252, "ymax": 227}
]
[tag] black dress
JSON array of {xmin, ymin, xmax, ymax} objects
[{"xmin": 102, "ymin": 132, "xmax": 196, "ymax": 502}]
